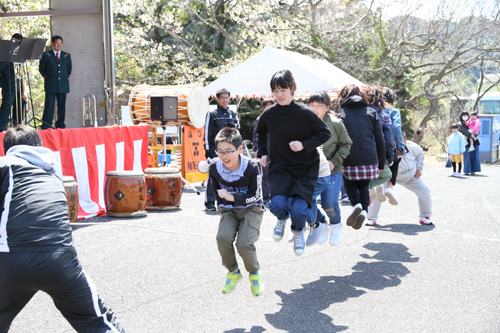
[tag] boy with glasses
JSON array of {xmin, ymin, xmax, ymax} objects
[
  {"xmin": 204, "ymin": 88, "xmax": 240, "ymax": 211},
  {"xmin": 209, "ymin": 127, "xmax": 265, "ymax": 296}
]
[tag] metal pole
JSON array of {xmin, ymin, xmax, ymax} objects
[
  {"xmin": 102, "ymin": 0, "xmax": 117, "ymax": 126},
  {"xmin": 162, "ymin": 125, "xmax": 167, "ymax": 167}
]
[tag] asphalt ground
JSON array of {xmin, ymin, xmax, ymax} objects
[{"xmin": 7, "ymin": 164, "xmax": 500, "ymax": 333}]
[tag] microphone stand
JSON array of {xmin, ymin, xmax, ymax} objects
[{"xmin": 24, "ymin": 61, "xmax": 52, "ymax": 129}]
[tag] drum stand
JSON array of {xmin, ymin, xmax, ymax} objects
[{"xmin": 160, "ymin": 124, "xmax": 200, "ymax": 195}]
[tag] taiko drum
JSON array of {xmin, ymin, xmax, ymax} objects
[
  {"xmin": 62, "ymin": 176, "xmax": 79, "ymax": 226},
  {"xmin": 104, "ymin": 171, "xmax": 147, "ymax": 217},
  {"xmin": 145, "ymin": 167, "xmax": 182, "ymax": 210},
  {"xmin": 128, "ymin": 84, "xmax": 209, "ymax": 128}
]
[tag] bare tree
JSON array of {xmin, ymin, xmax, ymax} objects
[{"xmin": 377, "ymin": 0, "xmax": 500, "ymax": 142}]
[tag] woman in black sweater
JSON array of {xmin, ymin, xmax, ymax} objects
[
  {"xmin": 256, "ymin": 70, "xmax": 331, "ymax": 256},
  {"xmin": 337, "ymin": 84, "xmax": 385, "ymax": 230}
]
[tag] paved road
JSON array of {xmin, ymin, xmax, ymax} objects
[{"xmin": 8, "ymin": 164, "xmax": 500, "ymax": 332}]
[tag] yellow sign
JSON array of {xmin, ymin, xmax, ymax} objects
[{"xmin": 183, "ymin": 125, "xmax": 208, "ymax": 183}]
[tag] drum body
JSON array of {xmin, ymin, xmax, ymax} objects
[
  {"xmin": 62, "ymin": 176, "xmax": 79, "ymax": 224},
  {"xmin": 128, "ymin": 84, "xmax": 209, "ymax": 128},
  {"xmin": 104, "ymin": 171, "xmax": 147, "ymax": 217},
  {"xmin": 145, "ymin": 167, "xmax": 182, "ymax": 210}
]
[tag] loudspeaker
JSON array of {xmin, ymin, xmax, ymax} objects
[{"xmin": 150, "ymin": 96, "xmax": 178, "ymax": 122}]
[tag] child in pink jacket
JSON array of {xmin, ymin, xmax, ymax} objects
[{"xmin": 466, "ymin": 112, "xmax": 481, "ymax": 152}]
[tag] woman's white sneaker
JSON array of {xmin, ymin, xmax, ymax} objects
[{"xmin": 329, "ymin": 223, "xmax": 342, "ymax": 246}]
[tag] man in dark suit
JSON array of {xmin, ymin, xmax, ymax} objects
[
  {"xmin": 0, "ymin": 33, "xmax": 23, "ymax": 132},
  {"xmin": 39, "ymin": 35, "xmax": 72, "ymax": 129}
]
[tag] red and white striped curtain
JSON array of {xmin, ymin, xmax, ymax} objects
[{"xmin": 0, "ymin": 125, "xmax": 149, "ymax": 219}]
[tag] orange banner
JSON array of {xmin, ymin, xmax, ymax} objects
[{"xmin": 182, "ymin": 125, "xmax": 208, "ymax": 183}]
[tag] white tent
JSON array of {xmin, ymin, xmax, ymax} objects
[{"xmin": 205, "ymin": 46, "xmax": 364, "ymax": 99}]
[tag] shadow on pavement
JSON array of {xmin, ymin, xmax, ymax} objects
[
  {"xmin": 71, "ymin": 214, "xmax": 149, "ymax": 230},
  {"xmin": 367, "ymin": 223, "xmax": 435, "ymax": 236},
  {"xmin": 224, "ymin": 326, "xmax": 266, "ymax": 333},
  {"xmin": 265, "ymin": 242, "xmax": 418, "ymax": 332}
]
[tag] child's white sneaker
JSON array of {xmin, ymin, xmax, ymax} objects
[
  {"xmin": 353, "ymin": 210, "xmax": 366, "ymax": 230},
  {"xmin": 419, "ymin": 217, "xmax": 434, "ymax": 225},
  {"xmin": 384, "ymin": 188, "xmax": 398, "ymax": 205},
  {"xmin": 346, "ymin": 203, "xmax": 362, "ymax": 226},
  {"xmin": 374, "ymin": 185, "xmax": 386, "ymax": 202}
]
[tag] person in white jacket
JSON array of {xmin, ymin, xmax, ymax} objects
[{"xmin": 366, "ymin": 132, "xmax": 433, "ymax": 225}]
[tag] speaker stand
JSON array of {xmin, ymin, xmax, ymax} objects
[{"xmin": 161, "ymin": 123, "xmax": 168, "ymax": 167}]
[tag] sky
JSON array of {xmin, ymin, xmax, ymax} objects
[{"xmin": 371, "ymin": 0, "xmax": 500, "ymax": 20}]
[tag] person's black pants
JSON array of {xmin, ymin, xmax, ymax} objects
[
  {"xmin": 389, "ymin": 157, "xmax": 401, "ymax": 186},
  {"xmin": 0, "ymin": 88, "xmax": 15, "ymax": 131},
  {"xmin": 342, "ymin": 177, "xmax": 371, "ymax": 212},
  {"xmin": 205, "ymin": 176, "xmax": 216, "ymax": 209},
  {"xmin": 42, "ymin": 92, "xmax": 67, "ymax": 129},
  {"xmin": 261, "ymin": 164, "xmax": 269, "ymax": 197},
  {"xmin": 0, "ymin": 251, "xmax": 124, "ymax": 333}
]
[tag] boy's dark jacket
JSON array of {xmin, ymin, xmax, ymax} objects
[{"xmin": 209, "ymin": 156, "xmax": 263, "ymax": 209}]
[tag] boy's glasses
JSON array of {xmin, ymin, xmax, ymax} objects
[{"xmin": 215, "ymin": 150, "xmax": 238, "ymax": 156}]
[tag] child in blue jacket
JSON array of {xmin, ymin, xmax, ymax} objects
[{"xmin": 447, "ymin": 124, "xmax": 467, "ymax": 178}]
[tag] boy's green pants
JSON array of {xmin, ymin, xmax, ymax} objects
[{"xmin": 217, "ymin": 205, "xmax": 264, "ymax": 274}]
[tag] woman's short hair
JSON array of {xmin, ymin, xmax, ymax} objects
[
  {"xmin": 270, "ymin": 70, "xmax": 297, "ymax": 95},
  {"xmin": 337, "ymin": 84, "xmax": 362, "ymax": 106},
  {"xmin": 309, "ymin": 91, "xmax": 331, "ymax": 108},
  {"xmin": 362, "ymin": 85, "xmax": 389, "ymax": 110},
  {"xmin": 3, "ymin": 125, "xmax": 43, "ymax": 153}
]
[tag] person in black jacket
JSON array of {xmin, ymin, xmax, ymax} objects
[
  {"xmin": 0, "ymin": 33, "xmax": 23, "ymax": 131},
  {"xmin": 256, "ymin": 70, "xmax": 331, "ymax": 256},
  {"xmin": 0, "ymin": 125, "xmax": 124, "ymax": 332},
  {"xmin": 203, "ymin": 88, "xmax": 240, "ymax": 211},
  {"xmin": 337, "ymin": 84, "xmax": 385, "ymax": 230},
  {"xmin": 39, "ymin": 35, "xmax": 72, "ymax": 129},
  {"xmin": 252, "ymin": 98, "xmax": 274, "ymax": 203}
]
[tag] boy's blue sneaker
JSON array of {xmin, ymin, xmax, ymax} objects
[
  {"xmin": 273, "ymin": 218, "xmax": 287, "ymax": 241},
  {"xmin": 306, "ymin": 222, "xmax": 326, "ymax": 247},
  {"xmin": 222, "ymin": 270, "xmax": 242, "ymax": 294},
  {"xmin": 293, "ymin": 232, "xmax": 305, "ymax": 256},
  {"xmin": 249, "ymin": 271, "xmax": 264, "ymax": 296}
]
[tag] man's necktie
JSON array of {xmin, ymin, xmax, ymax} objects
[{"xmin": 56, "ymin": 52, "xmax": 60, "ymax": 62}]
